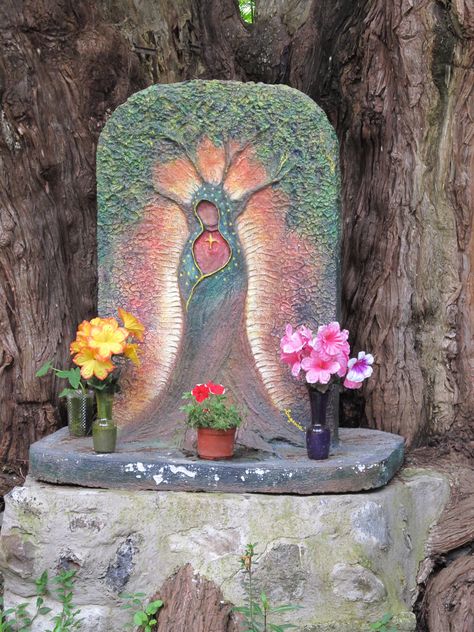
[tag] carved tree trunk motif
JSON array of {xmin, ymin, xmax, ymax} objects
[{"xmin": 0, "ymin": 1, "xmax": 472, "ymax": 629}]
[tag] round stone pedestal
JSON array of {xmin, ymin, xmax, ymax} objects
[{"xmin": 29, "ymin": 427, "xmax": 404, "ymax": 493}]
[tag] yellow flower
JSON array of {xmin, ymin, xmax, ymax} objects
[
  {"xmin": 77, "ymin": 320, "xmax": 92, "ymax": 334},
  {"xmin": 70, "ymin": 320, "xmax": 92, "ymax": 355},
  {"xmin": 70, "ymin": 338, "xmax": 86, "ymax": 354},
  {"xmin": 73, "ymin": 347, "xmax": 114, "ymax": 380},
  {"xmin": 118, "ymin": 308, "xmax": 145, "ymax": 341},
  {"xmin": 88, "ymin": 319, "xmax": 128, "ymax": 360},
  {"xmin": 123, "ymin": 343, "xmax": 140, "ymax": 366}
]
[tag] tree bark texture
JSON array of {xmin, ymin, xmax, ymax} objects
[
  {"xmin": 0, "ymin": 1, "xmax": 145, "ymax": 465},
  {"xmin": 409, "ymin": 447, "xmax": 474, "ymax": 632},
  {"xmin": 249, "ymin": 0, "xmax": 474, "ymax": 447},
  {"xmin": 0, "ymin": 2, "xmax": 472, "ymax": 628},
  {"xmin": 152, "ymin": 564, "xmax": 239, "ymax": 632}
]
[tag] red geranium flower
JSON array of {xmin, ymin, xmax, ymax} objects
[
  {"xmin": 206, "ymin": 381, "xmax": 225, "ymax": 395},
  {"xmin": 191, "ymin": 383, "xmax": 210, "ymax": 403}
]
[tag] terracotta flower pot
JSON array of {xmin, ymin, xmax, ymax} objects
[{"xmin": 197, "ymin": 427, "xmax": 236, "ymax": 460}]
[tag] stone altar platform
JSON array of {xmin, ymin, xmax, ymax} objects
[
  {"xmin": 29, "ymin": 427, "xmax": 404, "ymax": 494},
  {"xmin": 0, "ymin": 469, "xmax": 448, "ymax": 631}
]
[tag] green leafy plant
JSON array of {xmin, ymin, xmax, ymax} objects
[
  {"xmin": 0, "ymin": 598, "xmax": 32, "ymax": 632},
  {"xmin": 36, "ymin": 362, "xmax": 84, "ymax": 398},
  {"xmin": 239, "ymin": 0, "xmax": 255, "ymax": 23},
  {"xmin": 181, "ymin": 383, "xmax": 242, "ymax": 430},
  {"xmin": 370, "ymin": 613, "xmax": 398, "ymax": 632},
  {"xmin": 0, "ymin": 571, "xmax": 52, "ymax": 631},
  {"xmin": 233, "ymin": 544, "xmax": 300, "ymax": 632},
  {"xmin": 47, "ymin": 570, "xmax": 82, "ymax": 631},
  {"xmin": 121, "ymin": 592, "xmax": 163, "ymax": 632}
]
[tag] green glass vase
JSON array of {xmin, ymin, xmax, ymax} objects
[
  {"xmin": 66, "ymin": 389, "xmax": 94, "ymax": 437},
  {"xmin": 92, "ymin": 390, "xmax": 117, "ymax": 453}
]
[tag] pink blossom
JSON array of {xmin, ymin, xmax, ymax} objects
[
  {"xmin": 335, "ymin": 340, "xmax": 350, "ymax": 377},
  {"xmin": 301, "ymin": 352, "xmax": 340, "ymax": 385},
  {"xmin": 345, "ymin": 351, "xmax": 374, "ymax": 383},
  {"xmin": 343, "ymin": 377, "xmax": 363, "ymax": 389},
  {"xmin": 280, "ymin": 324, "xmax": 313, "ymax": 377},
  {"xmin": 298, "ymin": 325, "xmax": 314, "ymax": 345},
  {"xmin": 314, "ymin": 322, "xmax": 349, "ymax": 358},
  {"xmin": 281, "ymin": 324, "xmax": 304, "ymax": 354}
]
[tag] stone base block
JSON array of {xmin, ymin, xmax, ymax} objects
[{"xmin": 0, "ymin": 469, "xmax": 449, "ymax": 631}]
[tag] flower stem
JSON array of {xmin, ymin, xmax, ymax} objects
[{"xmin": 249, "ymin": 568, "xmax": 253, "ymax": 629}]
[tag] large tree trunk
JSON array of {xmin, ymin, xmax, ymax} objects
[
  {"xmin": 0, "ymin": 1, "xmax": 148, "ymax": 465},
  {"xmin": 0, "ymin": 0, "xmax": 251, "ymax": 467},
  {"xmin": 409, "ymin": 446, "xmax": 474, "ymax": 632},
  {"xmin": 0, "ymin": 1, "xmax": 472, "ymax": 629}
]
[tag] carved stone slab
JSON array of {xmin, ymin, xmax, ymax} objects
[
  {"xmin": 97, "ymin": 80, "xmax": 340, "ymax": 451},
  {"xmin": 29, "ymin": 428, "xmax": 403, "ymax": 494}
]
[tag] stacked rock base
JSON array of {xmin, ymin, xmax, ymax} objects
[{"xmin": 0, "ymin": 470, "xmax": 448, "ymax": 631}]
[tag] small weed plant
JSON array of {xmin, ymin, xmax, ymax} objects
[
  {"xmin": 233, "ymin": 543, "xmax": 300, "ymax": 632},
  {"xmin": 0, "ymin": 570, "xmax": 81, "ymax": 632},
  {"xmin": 0, "ymin": 571, "xmax": 163, "ymax": 632},
  {"xmin": 48, "ymin": 570, "xmax": 82, "ymax": 631},
  {"xmin": 121, "ymin": 592, "xmax": 163, "ymax": 632},
  {"xmin": 370, "ymin": 613, "xmax": 398, "ymax": 632}
]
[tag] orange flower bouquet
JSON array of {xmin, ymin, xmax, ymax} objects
[
  {"xmin": 37, "ymin": 308, "xmax": 144, "ymax": 450},
  {"xmin": 70, "ymin": 308, "xmax": 144, "ymax": 452},
  {"xmin": 70, "ymin": 308, "xmax": 144, "ymax": 389}
]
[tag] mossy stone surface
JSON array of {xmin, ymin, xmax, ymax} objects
[{"xmin": 0, "ymin": 470, "xmax": 449, "ymax": 631}]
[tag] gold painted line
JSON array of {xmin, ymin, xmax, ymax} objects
[{"xmin": 185, "ymin": 199, "xmax": 234, "ymax": 311}]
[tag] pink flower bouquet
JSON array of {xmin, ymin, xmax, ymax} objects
[{"xmin": 280, "ymin": 322, "xmax": 373, "ymax": 392}]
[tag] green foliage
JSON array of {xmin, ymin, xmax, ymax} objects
[
  {"xmin": 36, "ymin": 361, "xmax": 53, "ymax": 377},
  {"xmin": 48, "ymin": 570, "xmax": 82, "ymax": 631},
  {"xmin": 181, "ymin": 392, "xmax": 242, "ymax": 430},
  {"xmin": 0, "ymin": 572, "xmax": 51, "ymax": 631},
  {"xmin": 87, "ymin": 372, "xmax": 121, "ymax": 394},
  {"xmin": 121, "ymin": 592, "xmax": 163, "ymax": 632},
  {"xmin": 369, "ymin": 613, "xmax": 398, "ymax": 632},
  {"xmin": 36, "ymin": 362, "xmax": 83, "ymax": 396},
  {"xmin": 239, "ymin": 1, "xmax": 255, "ymax": 23},
  {"xmin": 36, "ymin": 359, "xmax": 121, "ymax": 397},
  {"xmin": 0, "ymin": 568, "xmax": 399, "ymax": 631},
  {"xmin": 0, "ymin": 574, "xmax": 165, "ymax": 632},
  {"xmin": 234, "ymin": 544, "xmax": 300, "ymax": 632},
  {"xmin": 0, "ymin": 570, "xmax": 82, "ymax": 632}
]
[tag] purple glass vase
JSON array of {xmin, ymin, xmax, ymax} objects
[
  {"xmin": 306, "ymin": 424, "xmax": 331, "ymax": 460},
  {"xmin": 306, "ymin": 386, "xmax": 331, "ymax": 460}
]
